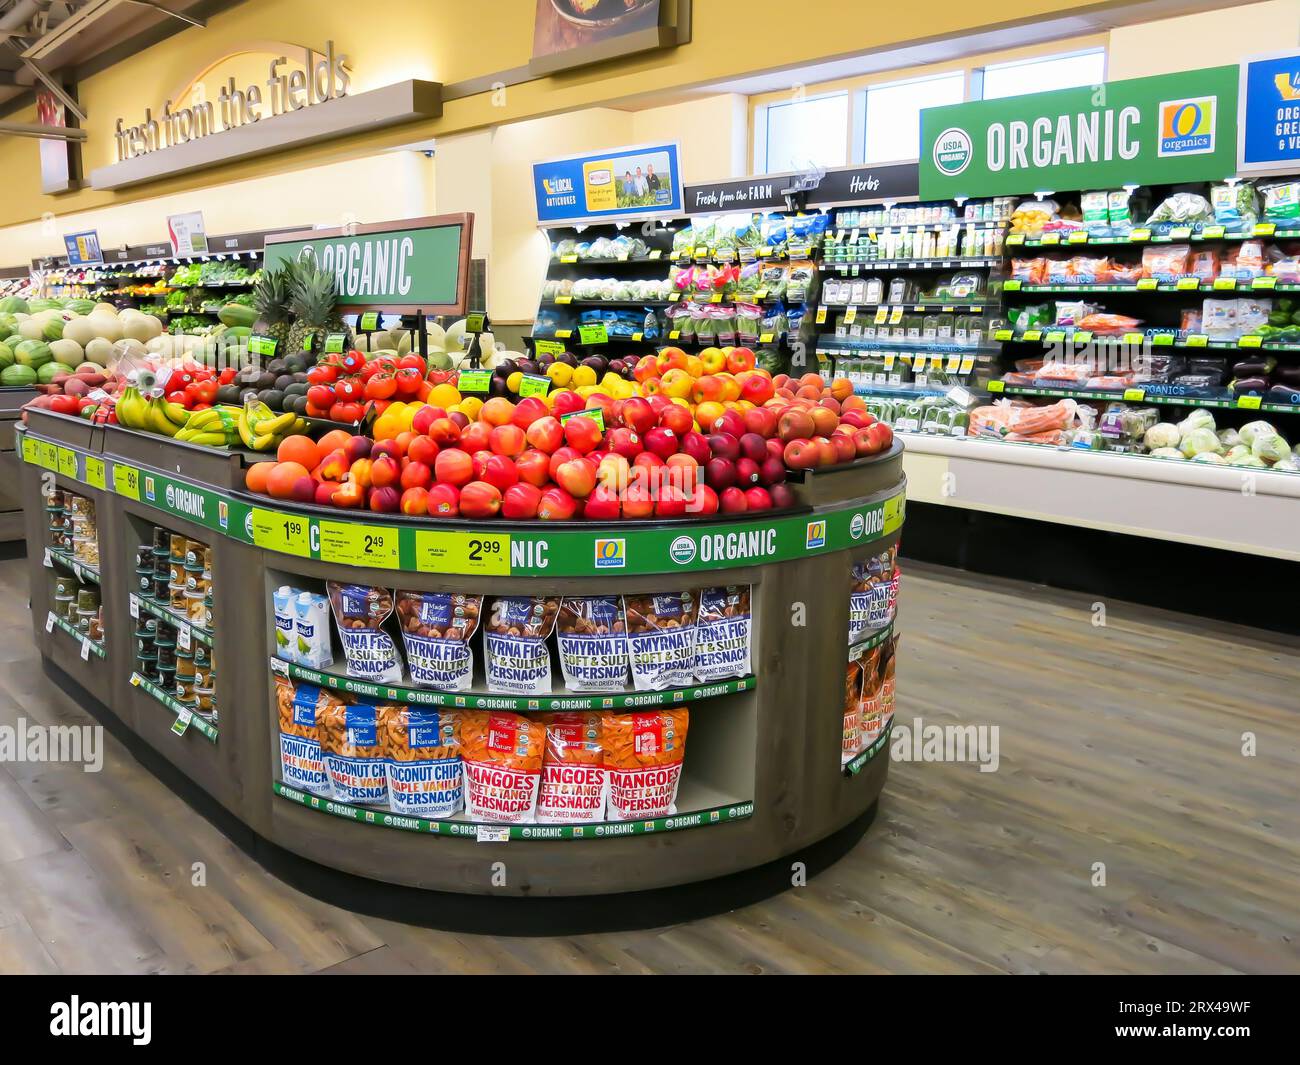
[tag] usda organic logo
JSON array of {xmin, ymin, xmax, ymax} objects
[
  {"xmin": 933, "ymin": 127, "xmax": 973, "ymax": 176},
  {"xmin": 669, "ymin": 536, "xmax": 697, "ymax": 565}
]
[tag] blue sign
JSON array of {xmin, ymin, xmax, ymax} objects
[
  {"xmin": 533, "ymin": 143, "xmax": 682, "ymax": 225},
  {"xmin": 63, "ymin": 230, "xmax": 102, "ymax": 266},
  {"xmin": 1239, "ymin": 51, "xmax": 1300, "ymax": 172}
]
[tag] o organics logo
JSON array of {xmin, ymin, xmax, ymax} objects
[
  {"xmin": 669, "ymin": 536, "xmax": 697, "ymax": 565},
  {"xmin": 933, "ymin": 127, "xmax": 973, "ymax": 176},
  {"xmin": 805, "ymin": 520, "xmax": 827, "ymax": 550},
  {"xmin": 594, "ymin": 538, "xmax": 626, "ymax": 569},
  {"xmin": 219, "ymin": 500, "xmax": 229, "ymax": 529},
  {"xmin": 144, "ymin": 476, "xmax": 156, "ymax": 501},
  {"xmin": 1158, "ymin": 97, "xmax": 1216, "ymax": 157}
]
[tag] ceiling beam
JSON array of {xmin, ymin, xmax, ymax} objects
[
  {"xmin": 4, "ymin": 44, "xmax": 86, "ymax": 121},
  {"xmin": 124, "ymin": 0, "xmax": 208, "ymax": 29},
  {"xmin": 0, "ymin": 119, "xmax": 88, "ymax": 140}
]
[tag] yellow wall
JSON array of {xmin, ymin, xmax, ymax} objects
[
  {"xmin": 1107, "ymin": 1, "xmax": 1300, "ymax": 79},
  {"xmin": 0, "ymin": 0, "xmax": 1122, "ymax": 229}
]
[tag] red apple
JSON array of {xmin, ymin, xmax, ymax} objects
[
  {"xmin": 511, "ymin": 397, "xmax": 549, "ymax": 431},
  {"xmin": 778, "ymin": 409, "xmax": 816, "ymax": 442},
  {"xmin": 482, "ymin": 454, "xmax": 520, "ymax": 493},
  {"xmin": 739, "ymin": 432, "xmax": 768, "ymax": 463},
  {"xmin": 645, "ymin": 393, "xmax": 672, "ymax": 417},
  {"xmin": 658, "ymin": 403, "xmax": 694, "ymax": 436},
  {"xmin": 606, "ymin": 427, "xmax": 643, "ymax": 460},
  {"xmin": 784, "ymin": 439, "xmax": 819, "ymax": 469},
  {"xmin": 688, "ymin": 483, "xmax": 719, "ymax": 516},
  {"xmin": 734, "ymin": 457, "xmax": 761, "ymax": 486},
  {"xmin": 400, "ymin": 486, "xmax": 430, "ymax": 515},
  {"xmin": 744, "ymin": 486, "xmax": 773, "ymax": 512},
  {"xmin": 370, "ymin": 454, "xmax": 400, "ymax": 489},
  {"xmin": 555, "ymin": 457, "xmax": 598, "ymax": 499},
  {"xmin": 643, "ymin": 426, "xmax": 678, "ymax": 460},
  {"xmin": 411, "ymin": 405, "xmax": 445, "ymax": 435},
  {"xmin": 459, "ymin": 481, "xmax": 502, "ymax": 519},
  {"xmin": 758, "ymin": 455, "xmax": 786, "ymax": 485},
  {"xmin": 548, "ymin": 445, "xmax": 582, "ymax": 482},
  {"xmin": 679, "ymin": 430, "xmax": 711, "ymax": 466},
  {"xmin": 597, "ymin": 453, "xmax": 631, "ymax": 493},
  {"xmin": 765, "ymin": 437, "xmax": 785, "ymax": 463},
  {"xmin": 400, "ymin": 460, "xmax": 433, "ymax": 491},
  {"xmin": 428, "ymin": 417, "xmax": 462, "ymax": 448},
  {"xmin": 515, "ymin": 449, "xmax": 552, "ymax": 488},
  {"xmin": 537, "ymin": 485, "xmax": 578, "ymax": 520},
  {"xmin": 426, "ymin": 483, "xmax": 460, "ymax": 516},
  {"xmin": 489, "ymin": 424, "xmax": 526, "ymax": 458},
  {"xmin": 501, "ymin": 482, "xmax": 542, "ymax": 520},
  {"xmin": 549, "ymin": 390, "xmax": 585, "ymax": 417},
  {"xmin": 719, "ymin": 486, "xmax": 749, "ymax": 513},
  {"xmin": 707, "ymin": 432, "xmax": 740, "ymax": 462},
  {"xmin": 620, "ymin": 397, "xmax": 656, "ymax": 435},
  {"xmin": 866, "ymin": 421, "xmax": 894, "ymax": 452},
  {"xmin": 813, "ymin": 437, "xmax": 838, "ymax": 467},
  {"xmin": 713, "ymin": 410, "xmax": 745, "ymax": 438},
  {"xmin": 472, "ymin": 449, "xmax": 494, "ymax": 480},
  {"xmin": 742, "ymin": 406, "xmax": 777, "ymax": 439},
  {"xmin": 525, "ymin": 416, "xmax": 564, "ymax": 453},
  {"xmin": 563, "ymin": 414, "xmax": 603, "ymax": 454},
  {"xmin": 831, "ymin": 433, "xmax": 856, "ymax": 464},
  {"xmin": 434, "ymin": 448, "xmax": 474, "ymax": 487},
  {"xmin": 705, "ymin": 456, "xmax": 736, "ymax": 490},
  {"xmin": 769, "ymin": 483, "xmax": 797, "ymax": 509},
  {"xmin": 460, "ymin": 422, "xmax": 491, "ymax": 452},
  {"xmin": 622, "ymin": 481, "xmax": 654, "ymax": 519},
  {"xmin": 655, "ymin": 486, "xmax": 687, "ymax": 518},
  {"xmin": 583, "ymin": 484, "xmax": 622, "ymax": 521},
  {"xmin": 406, "ymin": 435, "xmax": 439, "ymax": 468},
  {"xmin": 368, "ymin": 486, "xmax": 401, "ymax": 513},
  {"xmin": 840, "ymin": 410, "xmax": 870, "ymax": 429}
]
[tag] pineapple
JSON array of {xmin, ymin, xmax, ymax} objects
[
  {"xmin": 252, "ymin": 263, "xmax": 294, "ymax": 348},
  {"xmin": 288, "ymin": 262, "xmax": 352, "ymax": 356}
]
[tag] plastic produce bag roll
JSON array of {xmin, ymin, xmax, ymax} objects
[
  {"xmin": 395, "ymin": 591, "xmax": 481, "ymax": 691},
  {"xmin": 556, "ymin": 597, "xmax": 630, "ymax": 692}
]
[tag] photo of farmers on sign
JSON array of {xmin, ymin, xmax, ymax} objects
[{"xmin": 534, "ymin": 143, "xmax": 683, "ymax": 225}]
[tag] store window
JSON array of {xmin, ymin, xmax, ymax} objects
[
  {"xmin": 862, "ymin": 72, "xmax": 965, "ymax": 164},
  {"xmin": 756, "ymin": 92, "xmax": 849, "ymax": 174},
  {"xmin": 978, "ymin": 49, "xmax": 1106, "ymax": 100}
]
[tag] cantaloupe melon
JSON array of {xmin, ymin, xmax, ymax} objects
[
  {"xmin": 114, "ymin": 338, "xmax": 146, "ymax": 359},
  {"xmin": 49, "ymin": 339, "xmax": 84, "ymax": 368},
  {"xmin": 62, "ymin": 317, "xmax": 97, "ymax": 348},
  {"xmin": 86, "ymin": 313, "xmax": 123, "ymax": 342},
  {"xmin": 17, "ymin": 317, "xmax": 46, "ymax": 342},
  {"xmin": 123, "ymin": 314, "xmax": 162, "ymax": 342},
  {"xmin": 83, "ymin": 337, "xmax": 115, "ymax": 366},
  {"xmin": 93, "ymin": 303, "xmax": 118, "ymax": 316}
]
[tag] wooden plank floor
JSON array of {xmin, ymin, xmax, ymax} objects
[{"xmin": 0, "ymin": 555, "xmax": 1297, "ymax": 974}]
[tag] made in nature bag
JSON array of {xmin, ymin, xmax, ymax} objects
[
  {"xmin": 395, "ymin": 591, "xmax": 481, "ymax": 691},
  {"xmin": 460, "ymin": 711, "xmax": 545, "ymax": 823},
  {"xmin": 484, "ymin": 597, "xmax": 561, "ymax": 695},
  {"xmin": 536, "ymin": 712, "xmax": 607, "ymax": 824},
  {"xmin": 693, "ymin": 586, "xmax": 752, "ymax": 681},
  {"xmin": 318, "ymin": 700, "xmax": 392, "ymax": 807},
  {"xmin": 327, "ymin": 582, "xmax": 402, "ymax": 684},
  {"xmin": 603, "ymin": 708, "xmax": 689, "ymax": 821},
  {"xmin": 858, "ymin": 646, "xmax": 885, "ymax": 748},
  {"xmin": 381, "ymin": 707, "xmax": 463, "ymax": 819},
  {"xmin": 842, "ymin": 660, "xmax": 863, "ymax": 765},
  {"xmin": 274, "ymin": 675, "xmax": 341, "ymax": 797},
  {"xmin": 556, "ymin": 597, "xmax": 630, "ymax": 692},
  {"xmin": 623, "ymin": 592, "xmax": 698, "ymax": 691}
]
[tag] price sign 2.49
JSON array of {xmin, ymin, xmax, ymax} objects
[{"xmin": 319, "ymin": 520, "xmax": 400, "ymax": 569}]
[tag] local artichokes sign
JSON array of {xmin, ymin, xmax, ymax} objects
[
  {"xmin": 919, "ymin": 65, "xmax": 1240, "ymax": 199},
  {"xmin": 263, "ymin": 215, "xmax": 473, "ymax": 314}
]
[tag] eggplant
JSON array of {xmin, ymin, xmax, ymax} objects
[
  {"xmin": 489, "ymin": 376, "xmax": 510, "ymax": 398},
  {"xmin": 535, "ymin": 352, "xmax": 555, "ymax": 369},
  {"xmin": 1274, "ymin": 365, "xmax": 1300, "ymax": 387},
  {"xmin": 1266, "ymin": 383, "xmax": 1300, "ymax": 405},
  {"xmin": 517, "ymin": 360, "xmax": 540, "ymax": 376},
  {"xmin": 581, "ymin": 356, "xmax": 605, "ymax": 372},
  {"xmin": 1231, "ymin": 376, "xmax": 1269, "ymax": 393},
  {"xmin": 557, "ymin": 352, "xmax": 579, "ymax": 368}
]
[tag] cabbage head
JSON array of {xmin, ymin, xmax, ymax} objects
[
  {"xmin": 1180, "ymin": 426, "xmax": 1221, "ymax": 458},
  {"xmin": 1228, "ymin": 452, "xmax": 1267, "ymax": 468},
  {"xmin": 1144, "ymin": 422, "xmax": 1181, "ymax": 451},
  {"xmin": 1216, "ymin": 428, "xmax": 1241, "ymax": 449},
  {"xmin": 1177, "ymin": 409, "xmax": 1216, "ymax": 437},
  {"xmin": 1251, "ymin": 431, "xmax": 1291, "ymax": 464},
  {"xmin": 1238, "ymin": 420, "xmax": 1276, "ymax": 448},
  {"xmin": 1192, "ymin": 452, "xmax": 1227, "ymax": 464}
]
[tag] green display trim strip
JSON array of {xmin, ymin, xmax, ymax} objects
[
  {"xmin": 270, "ymin": 656, "xmax": 754, "ymax": 712},
  {"xmin": 848, "ymin": 621, "xmax": 895, "ymax": 663},
  {"xmin": 47, "ymin": 547, "xmax": 101, "ymax": 586},
  {"xmin": 997, "ymin": 384, "xmax": 1293, "ymax": 413},
  {"xmin": 1008, "ymin": 281, "xmax": 1299, "ymax": 294},
  {"xmin": 1016, "ymin": 228, "xmax": 1300, "ymax": 247},
  {"xmin": 845, "ymin": 717, "xmax": 893, "ymax": 776},
  {"xmin": 48, "ymin": 613, "xmax": 106, "ymax": 658},
  {"xmin": 996, "ymin": 336, "xmax": 1300, "ymax": 353},
  {"xmin": 272, "ymin": 780, "xmax": 755, "ymax": 840},
  {"xmin": 130, "ymin": 672, "xmax": 218, "ymax": 743},
  {"xmin": 130, "ymin": 594, "xmax": 214, "ymax": 647},
  {"xmin": 21, "ymin": 429, "xmax": 905, "ymax": 579}
]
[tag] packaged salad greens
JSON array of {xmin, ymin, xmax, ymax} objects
[
  {"xmin": 1262, "ymin": 182, "xmax": 1300, "ymax": 222},
  {"xmin": 1211, "ymin": 183, "xmax": 1259, "ymax": 228}
]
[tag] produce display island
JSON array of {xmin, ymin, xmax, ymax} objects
[{"xmin": 18, "ymin": 407, "xmax": 904, "ymax": 930}]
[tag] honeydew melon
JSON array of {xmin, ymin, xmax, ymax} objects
[
  {"xmin": 83, "ymin": 337, "xmax": 115, "ymax": 366},
  {"xmin": 62, "ymin": 317, "xmax": 97, "ymax": 348},
  {"xmin": 122, "ymin": 313, "xmax": 162, "ymax": 343},
  {"xmin": 93, "ymin": 302, "xmax": 118, "ymax": 316},
  {"xmin": 49, "ymin": 339, "xmax": 84, "ymax": 368},
  {"xmin": 86, "ymin": 313, "xmax": 123, "ymax": 342}
]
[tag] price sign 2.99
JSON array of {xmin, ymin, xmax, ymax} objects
[{"xmin": 415, "ymin": 530, "xmax": 511, "ymax": 576}]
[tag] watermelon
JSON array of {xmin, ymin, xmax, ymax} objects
[
  {"xmin": 755, "ymin": 346, "xmax": 786, "ymax": 375},
  {"xmin": 26, "ymin": 298, "xmax": 59, "ymax": 313},
  {"xmin": 0, "ymin": 364, "xmax": 36, "ymax": 386},
  {"xmin": 42, "ymin": 316, "xmax": 66, "ymax": 342},
  {"xmin": 64, "ymin": 299, "xmax": 96, "ymax": 315},
  {"xmin": 0, "ymin": 296, "xmax": 27, "ymax": 315},
  {"xmin": 0, "ymin": 323, "xmax": 12, "ymax": 344},
  {"xmin": 37, "ymin": 361, "xmax": 65, "ymax": 385},
  {"xmin": 0, "ymin": 342, "xmax": 12, "ymax": 369},
  {"xmin": 14, "ymin": 340, "xmax": 51, "ymax": 368}
]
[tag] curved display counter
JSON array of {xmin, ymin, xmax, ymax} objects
[{"xmin": 18, "ymin": 407, "xmax": 904, "ymax": 930}]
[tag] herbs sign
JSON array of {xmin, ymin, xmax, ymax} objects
[
  {"xmin": 113, "ymin": 42, "xmax": 351, "ymax": 161},
  {"xmin": 919, "ymin": 66, "xmax": 1239, "ymax": 198}
]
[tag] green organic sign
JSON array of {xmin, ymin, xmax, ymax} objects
[
  {"xmin": 264, "ymin": 217, "xmax": 469, "ymax": 311},
  {"xmin": 920, "ymin": 66, "xmax": 1239, "ymax": 198}
]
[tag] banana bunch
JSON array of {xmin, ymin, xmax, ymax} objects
[
  {"xmin": 115, "ymin": 385, "xmax": 150, "ymax": 430},
  {"xmin": 176, "ymin": 405, "xmax": 244, "ymax": 447},
  {"xmin": 238, "ymin": 399, "xmax": 306, "ymax": 451},
  {"xmin": 114, "ymin": 385, "xmax": 190, "ymax": 437}
]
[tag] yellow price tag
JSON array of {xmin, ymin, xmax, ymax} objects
[
  {"xmin": 987, "ymin": 380, "xmax": 1005, "ymax": 393},
  {"xmin": 959, "ymin": 355, "xmax": 975, "ymax": 374},
  {"xmin": 710, "ymin": 293, "xmax": 724, "ymax": 304},
  {"xmin": 84, "ymin": 456, "xmax": 107, "ymax": 491},
  {"xmin": 1120, "ymin": 332, "xmax": 1144, "ymax": 345},
  {"xmin": 1254, "ymin": 223, "xmax": 1277, "ymax": 236},
  {"xmin": 1252, "ymin": 277, "xmax": 1277, "ymax": 290},
  {"xmin": 56, "ymin": 447, "xmax": 77, "ymax": 480},
  {"xmin": 1239, "ymin": 335, "xmax": 1263, "ymax": 348},
  {"xmin": 1022, "ymin": 330, "xmax": 1042, "ymax": 342},
  {"xmin": 560, "ymin": 254, "xmax": 579, "ymax": 263},
  {"xmin": 844, "ymin": 306, "xmax": 857, "ymax": 325},
  {"xmin": 993, "ymin": 329, "xmax": 1013, "ymax": 342},
  {"xmin": 759, "ymin": 333, "xmax": 775, "ymax": 344},
  {"xmin": 649, "ymin": 250, "xmax": 662, "ymax": 260},
  {"xmin": 318, "ymin": 521, "xmax": 399, "ymax": 569},
  {"xmin": 1005, "ymin": 234, "xmax": 1025, "ymax": 245},
  {"xmin": 1122, "ymin": 388, "xmax": 1145, "ymax": 402},
  {"xmin": 668, "ymin": 292, "xmax": 681, "ymax": 302},
  {"xmin": 888, "ymin": 307, "xmax": 904, "ymax": 325},
  {"xmin": 1128, "ymin": 228, "xmax": 1151, "ymax": 242},
  {"xmin": 39, "ymin": 441, "xmax": 58, "ymax": 470},
  {"xmin": 753, "ymin": 288, "xmax": 769, "ymax": 300},
  {"xmin": 1041, "ymin": 233, "xmax": 1060, "ymax": 245},
  {"xmin": 1068, "ymin": 231, "xmax": 1089, "ymax": 244},
  {"xmin": 1185, "ymin": 333, "xmax": 1208, "ymax": 347},
  {"xmin": 874, "ymin": 307, "xmax": 888, "ymax": 325},
  {"xmin": 1176, "ymin": 277, "xmax": 1199, "ymax": 290},
  {"xmin": 21, "ymin": 436, "xmax": 39, "ymax": 464},
  {"xmin": 554, "ymin": 295, "xmax": 573, "ymax": 305},
  {"xmin": 555, "ymin": 329, "xmax": 573, "ymax": 339},
  {"xmin": 1136, "ymin": 278, "xmax": 1159, "ymax": 290},
  {"xmin": 1212, "ymin": 278, "xmax": 1237, "ymax": 290},
  {"xmin": 251, "ymin": 508, "xmax": 313, "ymax": 557},
  {"xmin": 632, "ymin": 332, "xmax": 644, "ymax": 342},
  {"xmin": 946, "ymin": 355, "xmax": 961, "ymax": 373},
  {"xmin": 415, "ymin": 530, "xmax": 511, "ymax": 576},
  {"xmin": 669, "ymin": 331, "xmax": 681, "ymax": 340},
  {"xmin": 815, "ymin": 306, "xmax": 828, "ymax": 325},
  {"xmin": 113, "ymin": 463, "xmax": 141, "ymax": 500},
  {"xmin": 1237, "ymin": 395, "xmax": 1262, "ymax": 410}
]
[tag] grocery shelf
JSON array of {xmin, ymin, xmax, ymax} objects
[
  {"xmin": 992, "ymin": 330, "xmax": 1300, "ymax": 352},
  {"xmin": 1003, "ymin": 279, "xmax": 1298, "ymax": 294},
  {"xmin": 553, "ymin": 255, "xmax": 666, "ymax": 265},
  {"xmin": 822, "ymin": 257, "xmax": 1002, "ymax": 271},
  {"xmin": 989, "ymin": 381, "xmax": 1300, "ymax": 414},
  {"xmin": 1006, "ymin": 224, "xmax": 1300, "ymax": 248},
  {"xmin": 130, "ymin": 672, "xmax": 218, "ymax": 743},
  {"xmin": 832, "ymin": 301, "xmax": 995, "ymax": 313},
  {"xmin": 272, "ymin": 779, "xmax": 755, "ymax": 841},
  {"xmin": 816, "ymin": 337, "xmax": 999, "ymax": 355},
  {"xmin": 848, "ymin": 620, "xmax": 895, "ymax": 662},
  {"xmin": 270, "ymin": 656, "xmax": 755, "ymax": 712},
  {"xmin": 45, "ymin": 610, "xmax": 105, "ymax": 658},
  {"xmin": 829, "ymin": 222, "xmax": 1006, "ymax": 236},
  {"xmin": 45, "ymin": 546, "xmax": 100, "ymax": 585},
  {"xmin": 130, "ymin": 593, "xmax": 213, "ymax": 647},
  {"xmin": 845, "ymin": 717, "xmax": 894, "ymax": 776}
]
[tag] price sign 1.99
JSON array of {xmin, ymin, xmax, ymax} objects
[
  {"xmin": 250, "ymin": 508, "xmax": 313, "ymax": 557},
  {"xmin": 319, "ymin": 521, "xmax": 400, "ymax": 569}
]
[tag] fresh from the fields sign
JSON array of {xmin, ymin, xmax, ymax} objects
[
  {"xmin": 919, "ymin": 66, "xmax": 1239, "ymax": 198},
  {"xmin": 263, "ymin": 214, "xmax": 473, "ymax": 314}
]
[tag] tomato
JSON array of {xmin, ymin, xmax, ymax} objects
[
  {"xmin": 195, "ymin": 380, "xmax": 219, "ymax": 404},
  {"xmin": 166, "ymin": 390, "xmax": 188, "ymax": 405},
  {"xmin": 397, "ymin": 354, "xmax": 426, "ymax": 372},
  {"xmin": 335, "ymin": 377, "xmax": 363, "ymax": 402},
  {"xmin": 364, "ymin": 373, "xmax": 397, "ymax": 400},
  {"xmin": 50, "ymin": 395, "xmax": 79, "ymax": 415},
  {"xmin": 218, "ymin": 367, "xmax": 237, "ymax": 385},
  {"xmin": 330, "ymin": 401, "xmax": 365, "ymax": 424},
  {"xmin": 340, "ymin": 351, "xmax": 366, "ymax": 375},
  {"xmin": 307, "ymin": 384, "xmax": 335, "ymax": 409},
  {"xmin": 394, "ymin": 366, "xmax": 423, "ymax": 395},
  {"xmin": 307, "ymin": 364, "xmax": 339, "ymax": 385}
]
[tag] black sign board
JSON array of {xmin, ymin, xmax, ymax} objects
[
  {"xmin": 683, "ymin": 173, "xmax": 796, "ymax": 214},
  {"xmin": 30, "ymin": 226, "xmax": 298, "ymax": 271},
  {"xmin": 806, "ymin": 162, "xmax": 918, "ymax": 206}
]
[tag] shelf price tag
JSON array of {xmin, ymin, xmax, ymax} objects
[
  {"xmin": 318, "ymin": 521, "xmax": 399, "ymax": 569},
  {"xmin": 251, "ymin": 507, "xmax": 313, "ymax": 557},
  {"xmin": 1237, "ymin": 395, "xmax": 1263, "ymax": 410},
  {"xmin": 632, "ymin": 332, "xmax": 644, "ymax": 342},
  {"xmin": 177, "ymin": 625, "xmax": 192, "ymax": 652},
  {"xmin": 958, "ymin": 355, "xmax": 975, "ymax": 375},
  {"xmin": 759, "ymin": 332, "xmax": 775, "ymax": 344},
  {"xmin": 1128, "ymin": 228, "xmax": 1151, "ymax": 242},
  {"xmin": 888, "ymin": 307, "xmax": 904, "ymax": 325},
  {"xmin": 518, "ymin": 375, "xmax": 551, "ymax": 399},
  {"xmin": 1185, "ymin": 333, "xmax": 1208, "ymax": 347},
  {"xmin": 129, "ymin": 595, "xmax": 139, "ymax": 620},
  {"xmin": 554, "ymin": 295, "xmax": 573, "ymax": 305},
  {"xmin": 456, "ymin": 369, "xmax": 492, "ymax": 393},
  {"xmin": 1212, "ymin": 277, "xmax": 1237, "ymax": 290},
  {"xmin": 1005, "ymin": 233, "xmax": 1025, "ymax": 245},
  {"xmin": 1122, "ymin": 388, "xmax": 1146, "ymax": 402},
  {"xmin": 39, "ymin": 441, "xmax": 58, "ymax": 470},
  {"xmin": 843, "ymin": 306, "xmax": 857, "ymax": 325},
  {"xmin": 171, "ymin": 708, "xmax": 193, "ymax": 737},
  {"xmin": 752, "ymin": 288, "xmax": 769, "ymax": 300},
  {"xmin": 1239, "ymin": 335, "xmax": 1263, "ymax": 348},
  {"xmin": 1201, "ymin": 225, "xmax": 1226, "ymax": 239},
  {"xmin": 1073, "ymin": 331, "xmax": 1093, "ymax": 344},
  {"xmin": 1254, "ymin": 222, "xmax": 1277, "ymax": 237},
  {"xmin": 815, "ymin": 306, "xmax": 828, "ymax": 325},
  {"xmin": 1136, "ymin": 277, "xmax": 1159, "ymax": 290},
  {"xmin": 531, "ymin": 340, "xmax": 565, "ymax": 357},
  {"xmin": 667, "ymin": 292, "xmax": 681, "ymax": 302},
  {"xmin": 84, "ymin": 457, "xmax": 107, "ymax": 490},
  {"xmin": 709, "ymin": 293, "xmax": 724, "ymax": 304},
  {"xmin": 648, "ymin": 250, "xmax": 662, "ymax": 260},
  {"xmin": 56, "ymin": 447, "xmax": 77, "ymax": 479},
  {"xmin": 669, "ymin": 331, "xmax": 680, "ymax": 340},
  {"xmin": 21, "ymin": 436, "xmax": 39, "ymax": 465},
  {"xmin": 1252, "ymin": 277, "xmax": 1277, "ymax": 290},
  {"xmin": 987, "ymin": 380, "xmax": 1005, "ymax": 393},
  {"xmin": 554, "ymin": 329, "xmax": 573, "ymax": 339},
  {"xmin": 1003, "ymin": 279, "xmax": 1021, "ymax": 291},
  {"xmin": 1040, "ymin": 233, "xmax": 1060, "ymax": 245},
  {"xmin": 1170, "ymin": 226, "xmax": 1192, "ymax": 239},
  {"xmin": 415, "ymin": 530, "xmax": 511, "ymax": 576},
  {"xmin": 248, "ymin": 334, "xmax": 278, "ymax": 357},
  {"xmin": 993, "ymin": 329, "xmax": 1014, "ymax": 342},
  {"xmin": 324, "ymin": 333, "xmax": 348, "ymax": 354},
  {"xmin": 1152, "ymin": 334, "xmax": 1175, "ymax": 346},
  {"xmin": 1068, "ymin": 231, "xmax": 1089, "ymax": 244},
  {"xmin": 1175, "ymin": 276, "xmax": 1200, "ymax": 290},
  {"xmin": 1044, "ymin": 330, "xmax": 1065, "ymax": 343},
  {"xmin": 112, "ymin": 463, "xmax": 141, "ymax": 500},
  {"xmin": 1120, "ymin": 332, "xmax": 1145, "ymax": 345},
  {"xmin": 45, "ymin": 611, "xmax": 55, "ymax": 634},
  {"xmin": 871, "ymin": 307, "xmax": 887, "ymax": 325},
  {"xmin": 560, "ymin": 254, "xmax": 579, "ymax": 263},
  {"xmin": 578, "ymin": 323, "xmax": 608, "ymax": 345},
  {"xmin": 1022, "ymin": 330, "xmax": 1042, "ymax": 342}
]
